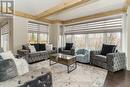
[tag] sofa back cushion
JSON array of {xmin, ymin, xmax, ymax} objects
[
  {"xmin": 31, "ymin": 44, "xmax": 46, "ymax": 51},
  {"xmin": 31, "ymin": 44, "xmax": 40, "ymax": 51},
  {"xmin": 39, "ymin": 44, "xmax": 46, "ymax": 51},
  {"xmin": 101, "ymin": 44, "xmax": 117, "ymax": 56},
  {"xmin": 65, "ymin": 43, "xmax": 73, "ymax": 50}
]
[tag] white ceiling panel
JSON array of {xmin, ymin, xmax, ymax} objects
[
  {"xmin": 47, "ymin": 0, "xmax": 126, "ymax": 20},
  {"xmin": 15, "ymin": 0, "xmax": 66, "ymax": 15}
]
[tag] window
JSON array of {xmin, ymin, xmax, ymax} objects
[
  {"xmin": 65, "ymin": 35, "xmax": 72, "ymax": 43},
  {"xmin": 28, "ymin": 22, "xmax": 49, "ymax": 44},
  {"xmin": 106, "ymin": 32, "xmax": 121, "ymax": 49},
  {"xmin": 63, "ymin": 16, "xmax": 122, "ymax": 50},
  {"xmin": 39, "ymin": 33, "xmax": 48, "ymax": 44},
  {"xmin": 87, "ymin": 33, "xmax": 104, "ymax": 50},
  {"xmin": 28, "ymin": 32, "xmax": 38, "ymax": 44},
  {"xmin": 1, "ymin": 23, "xmax": 9, "ymax": 51},
  {"xmin": 73, "ymin": 34, "xmax": 86, "ymax": 48}
]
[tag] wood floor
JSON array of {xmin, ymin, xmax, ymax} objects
[{"xmin": 104, "ymin": 70, "xmax": 130, "ymax": 87}]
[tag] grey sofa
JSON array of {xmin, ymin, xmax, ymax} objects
[
  {"xmin": 75, "ymin": 49, "xmax": 90, "ymax": 63},
  {"xmin": 59, "ymin": 43, "xmax": 75, "ymax": 55},
  {"xmin": 90, "ymin": 50, "xmax": 126, "ymax": 72},
  {"xmin": 17, "ymin": 44, "xmax": 56, "ymax": 64}
]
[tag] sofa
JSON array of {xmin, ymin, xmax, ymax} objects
[
  {"xmin": 59, "ymin": 43, "xmax": 75, "ymax": 55},
  {"xmin": 0, "ymin": 48, "xmax": 52, "ymax": 87},
  {"xmin": 90, "ymin": 44, "xmax": 126, "ymax": 72},
  {"xmin": 0, "ymin": 62, "xmax": 52, "ymax": 87},
  {"xmin": 17, "ymin": 44, "xmax": 57, "ymax": 64},
  {"xmin": 75, "ymin": 49, "xmax": 90, "ymax": 63}
]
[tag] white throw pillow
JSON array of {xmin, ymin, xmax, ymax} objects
[
  {"xmin": 28, "ymin": 45, "xmax": 36, "ymax": 53},
  {"xmin": 0, "ymin": 51, "xmax": 15, "ymax": 60},
  {"xmin": 46, "ymin": 44, "xmax": 53, "ymax": 51}
]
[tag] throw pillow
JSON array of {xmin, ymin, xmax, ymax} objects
[
  {"xmin": 28, "ymin": 45, "xmax": 36, "ymax": 53},
  {"xmin": 0, "ymin": 51, "xmax": 15, "ymax": 60},
  {"xmin": 46, "ymin": 44, "xmax": 53, "ymax": 51},
  {"xmin": 65, "ymin": 43, "xmax": 73, "ymax": 50},
  {"xmin": 39, "ymin": 44, "xmax": 46, "ymax": 51},
  {"xmin": 101, "ymin": 44, "xmax": 117, "ymax": 56},
  {"xmin": 31, "ymin": 44, "xmax": 40, "ymax": 51}
]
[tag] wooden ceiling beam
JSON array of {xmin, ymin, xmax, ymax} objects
[
  {"xmin": 62, "ymin": 8, "xmax": 127, "ymax": 24},
  {"xmin": 36, "ymin": 0, "xmax": 91, "ymax": 19},
  {"xmin": 14, "ymin": 11, "xmax": 52, "ymax": 23},
  {"xmin": 127, "ymin": 0, "xmax": 130, "ymax": 6}
]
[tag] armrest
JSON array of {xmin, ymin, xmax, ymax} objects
[
  {"xmin": 106, "ymin": 52, "xmax": 126, "ymax": 64},
  {"xmin": 58, "ymin": 47, "xmax": 65, "ymax": 52},
  {"xmin": 70, "ymin": 47, "xmax": 75, "ymax": 55},
  {"xmin": 106, "ymin": 52, "xmax": 126, "ymax": 72},
  {"xmin": 90, "ymin": 50, "xmax": 101, "ymax": 58},
  {"xmin": 17, "ymin": 49, "xmax": 29, "ymax": 58}
]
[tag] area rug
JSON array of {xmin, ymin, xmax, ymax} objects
[{"xmin": 29, "ymin": 60, "xmax": 108, "ymax": 87}]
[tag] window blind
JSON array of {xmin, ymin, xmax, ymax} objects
[
  {"xmin": 64, "ymin": 16, "xmax": 123, "ymax": 35},
  {"xmin": 28, "ymin": 22, "xmax": 48, "ymax": 33}
]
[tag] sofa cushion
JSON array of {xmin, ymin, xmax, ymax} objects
[
  {"xmin": 65, "ymin": 43, "xmax": 73, "ymax": 50},
  {"xmin": 31, "ymin": 44, "xmax": 40, "ymax": 51},
  {"xmin": 39, "ymin": 44, "xmax": 46, "ymax": 51},
  {"xmin": 101, "ymin": 44, "xmax": 117, "ymax": 56},
  {"xmin": 94, "ymin": 55, "xmax": 107, "ymax": 62}
]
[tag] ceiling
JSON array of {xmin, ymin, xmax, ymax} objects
[
  {"xmin": 15, "ymin": 0, "xmax": 66, "ymax": 15},
  {"xmin": 15, "ymin": 0, "xmax": 127, "ymax": 21}
]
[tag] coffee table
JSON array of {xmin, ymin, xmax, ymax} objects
[{"xmin": 49, "ymin": 53, "xmax": 77, "ymax": 73}]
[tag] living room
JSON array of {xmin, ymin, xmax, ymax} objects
[{"xmin": 0, "ymin": 0, "xmax": 130, "ymax": 87}]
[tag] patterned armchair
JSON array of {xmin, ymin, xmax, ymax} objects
[
  {"xmin": 90, "ymin": 50, "xmax": 126, "ymax": 72},
  {"xmin": 75, "ymin": 49, "xmax": 90, "ymax": 63},
  {"xmin": 59, "ymin": 43, "xmax": 75, "ymax": 55}
]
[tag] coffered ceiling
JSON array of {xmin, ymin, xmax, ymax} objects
[{"xmin": 15, "ymin": 0, "xmax": 127, "ymax": 23}]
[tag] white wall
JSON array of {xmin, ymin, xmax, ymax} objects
[
  {"xmin": 13, "ymin": 16, "xmax": 28, "ymax": 54},
  {"xmin": 126, "ymin": 6, "xmax": 130, "ymax": 70}
]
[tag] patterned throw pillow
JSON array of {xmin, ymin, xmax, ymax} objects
[
  {"xmin": 46, "ymin": 44, "xmax": 53, "ymax": 51},
  {"xmin": 28, "ymin": 45, "xmax": 36, "ymax": 53}
]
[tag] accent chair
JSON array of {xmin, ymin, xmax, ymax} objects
[{"xmin": 75, "ymin": 49, "xmax": 90, "ymax": 63}]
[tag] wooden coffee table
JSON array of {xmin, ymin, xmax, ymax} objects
[{"xmin": 49, "ymin": 53, "xmax": 77, "ymax": 73}]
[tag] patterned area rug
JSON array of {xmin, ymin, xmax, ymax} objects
[{"xmin": 29, "ymin": 60, "xmax": 107, "ymax": 87}]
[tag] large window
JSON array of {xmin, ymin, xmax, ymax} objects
[
  {"xmin": 65, "ymin": 32, "xmax": 121, "ymax": 50},
  {"xmin": 63, "ymin": 16, "xmax": 122, "ymax": 50},
  {"xmin": 28, "ymin": 22, "xmax": 49, "ymax": 44}
]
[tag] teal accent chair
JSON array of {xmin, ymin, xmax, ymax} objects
[{"xmin": 75, "ymin": 49, "xmax": 90, "ymax": 63}]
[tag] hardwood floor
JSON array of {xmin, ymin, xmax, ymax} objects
[{"xmin": 104, "ymin": 70, "xmax": 130, "ymax": 87}]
